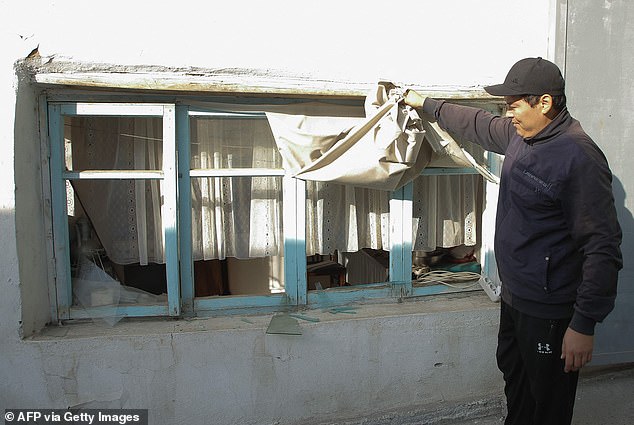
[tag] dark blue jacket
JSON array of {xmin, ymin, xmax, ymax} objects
[{"xmin": 422, "ymin": 99, "xmax": 622, "ymax": 334}]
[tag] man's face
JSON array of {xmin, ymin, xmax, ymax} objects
[{"xmin": 504, "ymin": 96, "xmax": 550, "ymax": 139}]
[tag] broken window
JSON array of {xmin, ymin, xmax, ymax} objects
[
  {"xmin": 49, "ymin": 104, "xmax": 179, "ymax": 322},
  {"xmin": 46, "ymin": 94, "xmax": 500, "ymax": 323}
]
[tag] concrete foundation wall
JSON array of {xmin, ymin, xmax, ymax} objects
[{"xmin": 2, "ymin": 295, "xmax": 501, "ymax": 424}]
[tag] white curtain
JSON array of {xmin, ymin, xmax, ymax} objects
[
  {"xmin": 305, "ymin": 182, "xmax": 390, "ymax": 255},
  {"xmin": 412, "ymin": 174, "xmax": 479, "ymax": 251},
  {"xmin": 189, "ymin": 117, "xmax": 283, "ymax": 260}
]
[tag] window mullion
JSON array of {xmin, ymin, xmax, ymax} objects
[
  {"xmin": 178, "ymin": 105, "xmax": 194, "ymax": 314},
  {"xmin": 295, "ymin": 178, "xmax": 307, "ymax": 305},
  {"xmin": 389, "ymin": 181, "xmax": 413, "ymax": 297},
  {"xmin": 283, "ymin": 176, "xmax": 307, "ymax": 306},
  {"xmin": 162, "ymin": 105, "xmax": 180, "ymax": 316},
  {"xmin": 402, "ymin": 181, "xmax": 414, "ymax": 294}
]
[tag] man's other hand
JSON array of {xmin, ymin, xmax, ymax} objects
[{"xmin": 561, "ymin": 327, "xmax": 594, "ymax": 373}]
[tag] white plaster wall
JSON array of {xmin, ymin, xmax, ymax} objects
[
  {"xmin": 1, "ymin": 0, "xmax": 556, "ymax": 421},
  {"xmin": 2, "ymin": 0, "xmax": 553, "ymax": 86},
  {"xmin": 2, "ymin": 298, "xmax": 501, "ymax": 425},
  {"xmin": 0, "ymin": 33, "xmax": 20, "ymax": 339}
]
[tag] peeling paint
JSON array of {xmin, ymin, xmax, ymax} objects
[{"xmin": 20, "ymin": 60, "xmax": 497, "ymax": 100}]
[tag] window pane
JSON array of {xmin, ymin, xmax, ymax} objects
[
  {"xmin": 411, "ymin": 174, "xmax": 482, "ymax": 288},
  {"xmin": 305, "ymin": 181, "xmax": 390, "ymax": 290},
  {"xmin": 68, "ymin": 181, "xmax": 168, "ymax": 310},
  {"xmin": 190, "ymin": 116, "xmax": 281, "ymax": 169},
  {"xmin": 191, "ymin": 176, "xmax": 284, "ymax": 296},
  {"xmin": 72, "ymin": 178, "xmax": 165, "ymax": 263},
  {"xmin": 64, "ymin": 117, "xmax": 163, "ymax": 171},
  {"xmin": 462, "ymin": 140, "xmax": 487, "ymax": 163}
]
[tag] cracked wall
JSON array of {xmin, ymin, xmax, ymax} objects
[{"xmin": 6, "ymin": 298, "xmax": 501, "ymax": 425}]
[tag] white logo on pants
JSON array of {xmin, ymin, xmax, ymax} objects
[{"xmin": 537, "ymin": 343, "xmax": 553, "ymax": 354}]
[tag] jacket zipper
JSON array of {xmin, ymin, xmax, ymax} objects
[{"xmin": 543, "ymin": 255, "xmax": 551, "ymax": 293}]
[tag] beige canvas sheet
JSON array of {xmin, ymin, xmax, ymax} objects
[{"xmin": 266, "ymin": 83, "xmax": 498, "ymax": 191}]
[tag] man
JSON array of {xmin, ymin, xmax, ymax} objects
[{"xmin": 405, "ymin": 57, "xmax": 622, "ymax": 424}]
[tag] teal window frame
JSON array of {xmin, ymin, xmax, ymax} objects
[
  {"xmin": 47, "ymin": 98, "xmax": 491, "ymax": 322},
  {"xmin": 48, "ymin": 102, "xmax": 180, "ymax": 320}
]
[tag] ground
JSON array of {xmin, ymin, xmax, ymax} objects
[{"xmin": 449, "ymin": 364, "xmax": 634, "ymax": 425}]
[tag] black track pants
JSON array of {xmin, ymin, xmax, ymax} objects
[{"xmin": 496, "ymin": 301, "xmax": 580, "ymax": 425}]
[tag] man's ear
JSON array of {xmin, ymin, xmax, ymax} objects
[{"xmin": 540, "ymin": 94, "xmax": 554, "ymax": 115}]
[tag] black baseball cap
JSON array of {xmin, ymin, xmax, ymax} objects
[{"xmin": 484, "ymin": 57, "xmax": 565, "ymax": 96}]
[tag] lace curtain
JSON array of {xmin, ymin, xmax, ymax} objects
[
  {"xmin": 305, "ymin": 182, "xmax": 391, "ymax": 255},
  {"xmin": 412, "ymin": 174, "xmax": 479, "ymax": 251},
  {"xmin": 189, "ymin": 117, "xmax": 283, "ymax": 260},
  {"xmin": 68, "ymin": 117, "xmax": 164, "ymax": 265}
]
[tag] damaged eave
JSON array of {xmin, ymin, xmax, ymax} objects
[
  {"xmin": 34, "ymin": 70, "xmax": 374, "ymax": 98},
  {"xmin": 30, "ymin": 62, "xmax": 495, "ymax": 99}
]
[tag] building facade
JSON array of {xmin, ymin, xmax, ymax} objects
[{"xmin": 1, "ymin": 1, "xmax": 632, "ymax": 423}]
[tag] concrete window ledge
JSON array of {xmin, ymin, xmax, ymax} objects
[{"xmin": 31, "ymin": 292, "xmax": 499, "ymax": 341}]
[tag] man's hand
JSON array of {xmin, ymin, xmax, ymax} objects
[
  {"xmin": 561, "ymin": 327, "xmax": 594, "ymax": 373},
  {"xmin": 404, "ymin": 89, "xmax": 427, "ymax": 109}
]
